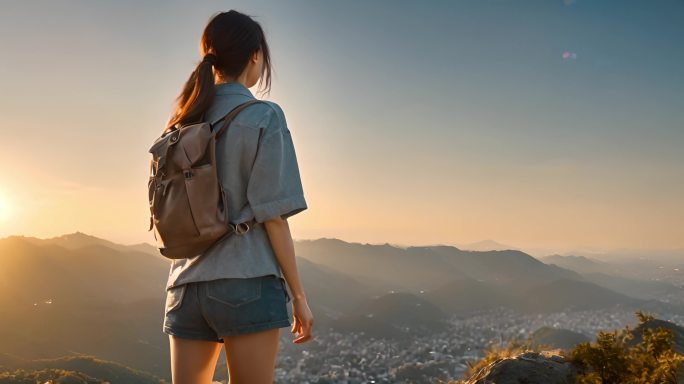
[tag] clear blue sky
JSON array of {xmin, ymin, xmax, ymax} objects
[{"xmin": 0, "ymin": 0, "xmax": 682, "ymax": 254}]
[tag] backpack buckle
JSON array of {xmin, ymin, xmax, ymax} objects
[
  {"xmin": 235, "ymin": 222, "xmax": 250, "ymax": 235},
  {"xmin": 229, "ymin": 221, "xmax": 250, "ymax": 235}
]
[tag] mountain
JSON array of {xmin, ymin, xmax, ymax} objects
[
  {"xmin": 542, "ymin": 254, "xmax": 684, "ymax": 302},
  {"xmin": 526, "ymin": 327, "xmax": 591, "ymax": 350},
  {"xmin": 542, "ymin": 254, "xmax": 616, "ymax": 275},
  {"xmin": 0, "ymin": 233, "xmax": 384, "ymax": 380},
  {"xmin": 332, "ymin": 291, "xmax": 448, "ymax": 339},
  {"xmin": 457, "ymin": 239, "xmax": 519, "ymax": 252},
  {"xmin": 0, "ymin": 236, "xmax": 169, "ymax": 307},
  {"xmin": 294, "ymin": 257, "xmax": 376, "ymax": 320},
  {"xmin": 580, "ymin": 272, "xmax": 681, "ymax": 301},
  {"xmin": 2, "ymin": 232, "xmax": 683, "ymax": 381},
  {"xmin": 295, "ymin": 238, "xmax": 684, "ymax": 315},
  {"xmin": 423, "ymin": 276, "xmax": 519, "ymax": 315},
  {"xmin": 127, "ymin": 242, "xmax": 164, "ymax": 257},
  {"xmin": 516, "ymin": 278, "xmax": 683, "ymax": 314},
  {"xmin": 0, "ymin": 353, "xmax": 163, "ymax": 383},
  {"xmin": 13, "ymin": 232, "xmax": 164, "ymax": 259},
  {"xmin": 294, "ymin": 238, "xmax": 469, "ymax": 293},
  {"xmin": 294, "ymin": 238, "xmax": 584, "ymax": 294}
]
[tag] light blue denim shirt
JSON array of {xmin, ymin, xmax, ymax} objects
[{"xmin": 165, "ymin": 81, "xmax": 308, "ymax": 290}]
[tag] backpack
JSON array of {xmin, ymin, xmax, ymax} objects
[{"xmin": 147, "ymin": 99, "xmax": 265, "ymax": 259}]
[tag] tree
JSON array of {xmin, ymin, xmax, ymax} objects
[{"xmin": 569, "ymin": 310, "xmax": 684, "ymax": 384}]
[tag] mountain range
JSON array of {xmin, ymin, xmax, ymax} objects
[{"xmin": 1, "ymin": 231, "xmax": 682, "ymax": 382}]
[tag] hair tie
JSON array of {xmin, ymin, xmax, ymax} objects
[{"xmin": 202, "ymin": 53, "xmax": 218, "ymax": 66}]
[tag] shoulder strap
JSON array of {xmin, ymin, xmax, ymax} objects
[{"xmin": 213, "ymin": 100, "xmax": 266, "ymax": 139}]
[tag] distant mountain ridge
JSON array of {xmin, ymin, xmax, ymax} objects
[
  {"xmin": 2, "ymin": 231, "xmax": 683, "ymax": 380},
  {"xmin": 8, "ymin": 232, "xmax": 165, "ymax": 259},
  {"xmin": 0, "ymin": 353, "xmax": 163, "ymax": 383}
]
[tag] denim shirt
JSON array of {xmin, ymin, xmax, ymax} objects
[{"xmin": 165, "ymin": 82, "xmax": 308, "ymax": 290}]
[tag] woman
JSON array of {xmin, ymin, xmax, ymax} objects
[{"xmin": 161, "ymin": 10, "xmax": 314, "ymax": 384}]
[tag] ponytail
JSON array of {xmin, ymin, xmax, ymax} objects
[{"xmin": 164, "ymin": 56, "xmax": 217, "ymax": 133}]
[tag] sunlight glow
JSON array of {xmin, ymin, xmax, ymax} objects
[{"xmin": 0, "ymin": 189, "xmax": 12, "ymax": 221}]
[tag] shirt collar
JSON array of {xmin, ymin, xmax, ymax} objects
[{"xmin": 215, "ymin": 81, "xmax": 255, "ymax": 99}]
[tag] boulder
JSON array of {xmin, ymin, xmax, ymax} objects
[{"xmin": 462, "ymin": 350, "xmax": 578, "ymax": 384}]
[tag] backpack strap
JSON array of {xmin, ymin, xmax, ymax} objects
[{"xmin": 212, "ymin": 99, "xmax": 266, "ymax": 139}]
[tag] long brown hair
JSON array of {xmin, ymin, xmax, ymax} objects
[{"xmin": 164, "ymin": 10, "xmax": 273, "ymax": 132}]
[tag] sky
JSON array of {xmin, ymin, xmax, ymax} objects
[{"xmin": 0, "ymin": 0, "xmax": 682, "ymax": 255}]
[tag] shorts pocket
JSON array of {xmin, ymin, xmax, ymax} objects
[
  {"xmin": 165, "ymin": 284, "xmax": 186, "ymax": 314},
  {"xmin": 275, "ymin": 277, "xmax": 291, "ymax": 303},
  {"xmin": 206, "ymin": 278, "xmax": 262, "ymax": 308}
]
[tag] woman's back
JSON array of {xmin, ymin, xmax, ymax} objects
[{"xmin": 166, "ymin": 81, "xmax": 307, "ymax": 291}]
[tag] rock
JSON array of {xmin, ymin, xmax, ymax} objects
[{"xmin": 462, "ymin": 349, "xmax": 578, "ymax": 384}]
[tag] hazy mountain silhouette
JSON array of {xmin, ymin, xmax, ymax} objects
[
  {"xmin": 542, "ymin": 254, "xmax": 615, "ymax": 275},
  {"xmin": 292, "ymin": 257, "xmax": 376, "ymax": 323},
  {"xmin": 294, "ymin": 238, "xmax": 469, "ymax": 293},
  {"xmin": 294, "ymin": 238, "xmax": 583, "ymax": 294},
  {"xmin": 517, "ymin": 278, "xmax": 654, "ymax": 313},
  {"xmin": 0, "ymin": 233, "xmax": 387, "ymax": 380},
  {"xmin": 2, "ymin": 232, "xmax": 682, "ymax": 381},
  {"xmin": 332, "ymin": 291, "xmax": 449, "ymax": 339},
  {"xmin": 457, "ymin": 239, "xmax": 519, "ymax": 252},
  {"xmin": 580, "ymin": 272, "xmax": 681, "ymax": 301},
  {"xmin": 0, "ymin": 353, "xmax": 163, "ymax": 383},
  {"xmin": 0, "ymin": 236, "xmax": 168, "ymax": 307},
  {"xmin": 15, "ymin": 232, "xmax": 165, "ymax": 261},
  {"xmin": 423, "ymin": 276, "xmax": 519, "ymax": 314},
  {"xmin": 542, "ymin": 254, "xmax": 684, "ymax": 301}
]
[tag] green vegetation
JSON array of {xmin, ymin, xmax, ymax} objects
[
  {"xmin": 452, "ymin": 310, "xmax": 684, "ymax": 383},
  {"xmin": 0, "ymin": 354, "xmax": 167, "ymax": 384},
  {"xmin": 0, "ymin": 367, "xmax": 105, "ymax": 383},
  {"xmin": 570, "ymin": 311, "xmax": 684, "ymax": 383}
]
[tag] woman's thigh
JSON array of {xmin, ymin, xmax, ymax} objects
[
  {"xmin": 199, "ymin": 275, "xmax": 290, "ymax": 383},
  {"xmin": 223, "ymin": 328, "xmax": 280, "ymax": 384},
  {"xmin": 169, "ymin": 335, "xmax": 222, "ymax": 384}
]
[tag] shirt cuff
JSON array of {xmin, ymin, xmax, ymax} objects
[{"xmin": 251, "ymin": 194, "xmax": 308, "ymax": 223}]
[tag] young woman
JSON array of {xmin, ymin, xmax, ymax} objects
[{"xmin": 161, "ymin": 10, "xmax": 314, "ymax": 384}]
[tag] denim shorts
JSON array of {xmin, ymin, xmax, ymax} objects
[{"xmin": 162, "ymin": 274, "xmax": 291, "ymax": 342}]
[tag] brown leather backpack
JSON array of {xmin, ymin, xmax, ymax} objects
[{"xmin": 147, "ymin": 99, "xmax": 264, "ymax": 259}]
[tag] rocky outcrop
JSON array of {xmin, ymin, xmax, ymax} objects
[{"xmin": 462, "ymin": 350, "xmax": 578, "ymax": 384}]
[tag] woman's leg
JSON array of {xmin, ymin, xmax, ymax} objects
[
  {"xmin": 169, "ymin": 335, "xmax": 222, "ymax": 384},
  {"xmin": 222, "ymin": 328, "xmax": 280, "ymax": 384}
]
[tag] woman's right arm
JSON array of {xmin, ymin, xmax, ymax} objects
[
  {"xmin": 264, "ymin": 217, "xmax": 314, "ymax": 343},
  {"xmin": 245, "ymin": 102, "xmax": 312, "ymax": 342}
]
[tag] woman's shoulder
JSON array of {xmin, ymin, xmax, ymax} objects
[
  {"xmin": 208, "ymin": 97, "xmax": 286, "ymax": 132},
  {"xmin": 248, "ymin": 99, "xmax": 288, "ymax": 135}
]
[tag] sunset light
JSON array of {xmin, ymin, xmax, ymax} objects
[
  {"xmin": 0, "ymin": 190, "xmax": 11, "ymax": 222},
  {"xmin": 0, "ymin": 2, "xmax": 683, "ymax": 383}
]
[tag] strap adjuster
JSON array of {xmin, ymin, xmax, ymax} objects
[{"xmin": 229, "ymin": 221, "xmax": 252, "ymax": 235}]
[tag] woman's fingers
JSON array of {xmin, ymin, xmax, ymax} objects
[
  {"xmin": 290, "ymin": 298, "xmax": 313, "ymax": 343},
  {"xmin": 293, "ymin": 318, "xmax": 313, "ymax": 343},
  {"xmin": 292, "ymin": 315, "xmax": 302, "ymax": 334}
]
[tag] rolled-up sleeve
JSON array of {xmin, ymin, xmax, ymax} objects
[{"xmin": 246, "ymin": 110, "xmax": 308, "ymax": 223}]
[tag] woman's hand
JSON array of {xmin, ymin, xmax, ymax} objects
[{"xmin": 291, "ymin": 295, "xmax": 314, "ymax": 343}]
